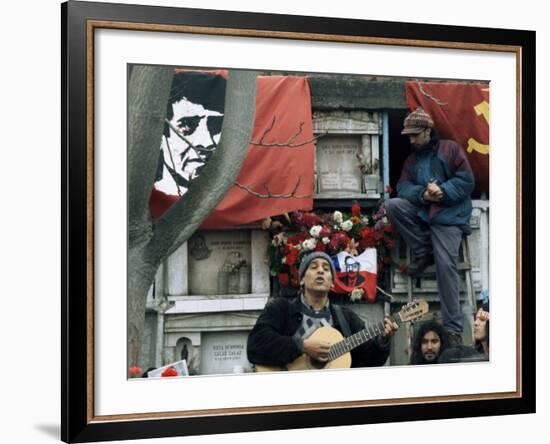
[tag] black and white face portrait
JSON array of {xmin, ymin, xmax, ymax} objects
[{"xmin": 154, "ymin": 71, "xmax": 226, "ymax": 196}]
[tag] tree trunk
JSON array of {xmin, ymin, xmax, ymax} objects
[{"xmin": 126, "ymin": 68, "xmax": 258, "ymax": 370}]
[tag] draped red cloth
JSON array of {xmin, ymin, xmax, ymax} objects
[{"xmin": 149, "ymin": 72, "xmax": 315, "ymax": 227}]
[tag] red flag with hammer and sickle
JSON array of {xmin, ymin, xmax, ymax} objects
[{"xmin": 405, "ymin": 81, "xmax": 490, "ymax": 195}]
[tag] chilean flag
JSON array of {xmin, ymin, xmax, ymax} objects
[{"xmin": 331, "ymin": 249, "xmax": 377, "ymax": 302}]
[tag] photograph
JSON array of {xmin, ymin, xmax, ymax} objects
[{"xmin": 127, "ymin": 66, "xmax": 491, "ymax": 379}]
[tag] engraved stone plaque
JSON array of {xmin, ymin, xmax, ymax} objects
[
  {"xmin": 316, "ymin": 135, "xmax": 363, "ymax": 195},
  {"xmin": 188, "ymin": 230, "xmax": 251, "ymax": 295},
  {"xmin": 199, "ymin": 331, "xmax": 252, "ymax": 375}
]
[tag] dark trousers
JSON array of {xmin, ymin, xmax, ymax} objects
[{"xmin": 386, "ymin": 198, "xmax": 464, "ymax": 333}]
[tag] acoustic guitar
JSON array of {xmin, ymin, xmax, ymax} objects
[{"xmin": 255, "ymin": 299, "xmax": 428, "ymax": 372}]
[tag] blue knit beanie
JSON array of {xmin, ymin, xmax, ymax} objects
[{"xmin": 298, "ymin": 252, "xmax": 336, "ymax": 283}]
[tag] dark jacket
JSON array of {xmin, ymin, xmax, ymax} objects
[
  {"xmin": 247, "ymin": 296, "xmax": 390, "ymax": 368},
  {"xmin": 438, "ymin": 345, "xmax": 487, "ymax": 363},
  {"xmin": 397, "ymin": 139, "xmax": 475, "ymax": 234}
]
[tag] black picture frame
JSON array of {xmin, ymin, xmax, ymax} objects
[{"xmin": 62, "ymin": 1, "xmax": 536, "ymax": 442}]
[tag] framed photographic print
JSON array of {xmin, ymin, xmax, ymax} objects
[{"xmin": 62, "ymin": 0, "xmax": 535, "ymax": 442}]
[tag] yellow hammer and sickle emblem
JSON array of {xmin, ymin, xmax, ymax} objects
[{"xmin": 466, "ymin": 100, "xmax": 490, "ymax": 155}]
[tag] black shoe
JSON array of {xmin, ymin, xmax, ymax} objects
[
  {"xmin": 446, "ymin": 331, "xmax": 463, "ymax": 348},
  {"xmin": 406, "ymin": 254, "xmax": 434, "ymax": 276}
]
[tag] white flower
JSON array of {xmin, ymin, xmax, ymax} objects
[
  {"xmin": 382, "ymin": 216, "xmax": 389, "ymax": 224},
  {"xmin": 302, "ymin": 238, "xmax": 317, "ymax": 251},
  {"xmin": 281, "ymin": 257, "xmax": 286, "ymax": 264},
  {"xmin": 362, "ymin": 216, "xmax": 370, "ymax": 225},
  {"xmin": 333, "ymin": 211, "xmax": 343, "ymax": 224},
  {"xmin": 322, "ymin": 237, "xmax": 330, "ymax": 245},
  {"xmin": 341, "ymin": 220, "xmax": 353, "ymax": 232},
  {"xmin": 295, "ymin": 243, "xmax": 302, "ymax": 250},
  {"xmin": 271, "ymin": 233, "xmax": 286, "ymax": 246},
  {"xmin": 309, "ymin": 225, "xmax": 322, "ymax": 238},
  {"xmin": 350, "ymin": 288, "xmax": 364, "ymax": 302}
]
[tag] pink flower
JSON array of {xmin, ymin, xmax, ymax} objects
[
  {"xmin": 302, "ymin": 213, "xmax": 321, "ymax": 228},
  {"xmin": 319, "ymin": 227, "xmax": 331, "ymax": 238}
]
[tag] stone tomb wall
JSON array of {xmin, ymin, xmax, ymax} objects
[{"xmin": 143, "ymin": 229, "xmax": 270, "ymax": 375}]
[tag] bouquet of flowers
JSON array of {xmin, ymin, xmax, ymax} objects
[{"xmin": 266, "ymin": 202, "xmax": 397, "ymax": 290}]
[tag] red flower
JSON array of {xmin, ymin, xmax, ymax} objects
[
  {"xmin": 360, "ymin": 236, "xmax": 377, "ymax": 249},
  {"xmin": 278, "ymin": 273, "xmax": 290, "ymax": 286},
  {"xmin": 319, "ymin": 227, "xmax": 331, "ymax": 238},
  {"xmin": 161, "ymin": 367, "xmax": 178, "ymax": 377},
  {"xmin": 128, "ymin": 366, "xmax": 142, "ymax": 376},
  {"xmin": 340, "ymin": 233, "xmax": 351, "ymax": 248},
  {"xmin": 351, "ymin": 202, "xmax": 361, "ymax": 216},
  {"xmin": 302, "ymin": 212, "xmax": 321, "ymax": 228},
  {"xmin": 386, "ymin": 184, "xmax": 394, "ymax": 194},
  {"xmin": 286, "ymin": 248, "xmax": 299, "ymax": 266},
  {"xmin": 288, "ymin": 232, "xmax": 308, "ymax": 245},
  {"xmin": 360, "ymin": 227, "xmax": 374, "ymax": 239},
  {"xmin": 314, "ymin": 241, "xmax": 326, "ymax": 252},
  {"xmin": 328, "ymin": 234, "xmax": 341, "ymax": 251}
]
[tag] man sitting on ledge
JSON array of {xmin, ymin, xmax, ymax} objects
[{"xmin": 385, "ymin": 107, "xmax": 475, "ymax": 347}]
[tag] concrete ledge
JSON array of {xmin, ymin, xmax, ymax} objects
[{"xmin": 165, "ymin": 294, "xmax": 269, "ymax": 314}]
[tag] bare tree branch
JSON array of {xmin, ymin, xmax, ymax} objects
[
  {"xmin": 163, "ymin": 136, "xmax": 183, "ymax": 196},
  {"xmin": 250, "ymin": 116, "xmax": 327, "ymax": 147},
  {"xmin": 234, "ymin": 177, "xmax": 313, "ymax": 199},
  {"xmin": 128, "ymin": 65, "xmax": 174, "ymax": 243},
  {"xmin": 127, "ymin": 65, "xmax": 174, "ymax": 369}
]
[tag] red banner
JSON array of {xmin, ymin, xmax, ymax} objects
[
  {"xmin": 405, "ymin": 81, "xmax": 490, "ymax": 194},
  {"xmin": 150, "ymin": 72, "xmax": 315, "ymax": 228}
]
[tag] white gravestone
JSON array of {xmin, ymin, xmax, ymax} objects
[
  {"xmin": 199, "ymin": 331, "xmax": 252, "ymax": 375},
  {"xmin": 316, "ymin": 135, "xmax": 363, "ymax": 195}
]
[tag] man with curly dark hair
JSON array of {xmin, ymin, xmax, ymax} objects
[{"xmin": 410, "ymin": 320, "xmax": 449, "ymax": 365}]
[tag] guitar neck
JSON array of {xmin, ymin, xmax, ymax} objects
[{"xmin": 328, "ymin": 313, "xmax": 400, "ymax": 361}]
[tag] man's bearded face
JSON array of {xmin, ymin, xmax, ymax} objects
[{"xmin": 420, "ymin": 330, "xmax": 442, "ymax": 363}]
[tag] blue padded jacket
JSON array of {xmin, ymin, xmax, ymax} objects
[{"xmin": 396, "ymin": 139, "xmax": 475, "ymax": 234}]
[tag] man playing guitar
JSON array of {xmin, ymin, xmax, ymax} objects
[{"xmin": 247, "ymin": 252, "xmax": 399, "ymax": 371}]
